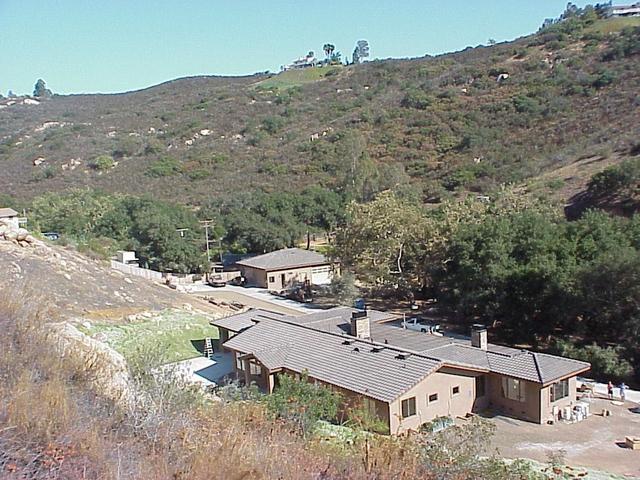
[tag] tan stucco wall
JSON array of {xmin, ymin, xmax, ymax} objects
[
  {"xmin": 486, "ymin": 374, "xmax": 542, "ymax": 423},
  {"xmin": 389, "ymin": 369, "xmax": 483, "ymax": 434},
  {"xmin": 539, "ymin": 376, "xmax": 577, "ymax": 423},
  {"xmin": 239, "ymin": 263, "xmax": 334, "ymax": 290}
]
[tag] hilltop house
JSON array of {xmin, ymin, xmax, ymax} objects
[
  {"xmin": 234, "ymin": 247, "xmax": 336, "ymax": 291},
  {"xmin": 212, "ymin": 307, "xmax": 590, "ymax": 434},
  {"xmin": 0, "ymin": 208, "xmax": 20, "ymax": 230},
  {"xmin": 606, "ymin": 2, "xmax": 640, "ymax": 16},
  {"xmin": 282, "ymin": 52, "xmax": 317, "ymax": 71}
]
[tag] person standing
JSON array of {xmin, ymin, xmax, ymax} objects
[
  {"xmin": 607, "ymin": 381, "xmax": 614, "ymax": 400},
  {"xmin": 619, "ymin": 382, "xmax": 627, "ymax": 402}
]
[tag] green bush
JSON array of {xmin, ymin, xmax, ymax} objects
[
  {"xmin": 401, "ymin": 89, "xmax": 433, "ymax": 110},
  {"xmin": 262, "ymin": 116, "xmax": 285, "ymax": 135},
  {"xmin": 592, "ymin": 69, "xmax": 616, "ymax": 89},
  {"xmin": 147, "ymin": 156, "xmax": 182, "ymax": 177},
  {"xmin": 186, "ymin": 168, "xmax": 211, "ymax": 180},
  {"xmin": 265, "ymin": 372, "xmax": 342, "ymax": 436},
  {"xmin": 512, "ymin": 94, "xmax": 541, "ymax": 114},
  {"xmin": 91, "ymin": 155, "xmax": 115, "ymax": 171},
  {"xmin": 587, "ymin": 159, "xmax": 640, "ymax": 196},
  {"xmin": 144, "ymin": 139, "xmax": 164, "ymax": 156}
]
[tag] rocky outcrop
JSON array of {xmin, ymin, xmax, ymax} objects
[
  {"xmin": 47, "ymin": 321, "xmax": 137, "ymax": 409},
  {"xmin": 0, "ymin": 219, "xmax": 40, "ymax": 247}
]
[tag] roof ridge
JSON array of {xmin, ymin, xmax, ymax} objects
[{"xmin": 532, "ymin": 352, "xmax": 543, "ymax": 383}]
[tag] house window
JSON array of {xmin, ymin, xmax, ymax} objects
[
  {"xmin": 452, "ymin": 386, "xmax": 460, "ymax": 396},
  {"xmin": 235, "ymin": 356, "xmax": 243, "ymax": 371},
  {"xmin": 268, "ymin": 276, "xmax": 275, "ymax": 283},
  {"xmin": 428, "ymin": 393, "xmax": 438, "ymax": 404},
  {"xmin": 550, "ymin": 379, "xmax": 569, "ymax": 402},
  {"xmin": 476, "ymin": 375, "xmax": 486, "ymax": 397},
  {"xmin": 363, "ymin": 397, "xmax": 377, "ymax": 417},
  {"xmin": 401, "ymin": 397, "xmax": 416, "ymax": 418},
  {"xmin": 502, "ymin": 377, "xmax": 526, "ymax": 402},
  {"xmin": 249, "ymin": 361, "xmax": 262, "ymax": 376}
]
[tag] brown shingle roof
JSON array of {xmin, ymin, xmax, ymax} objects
[
  {"xmin": 235, "ymin": 248, "xmax": 329, "ymax": 271},
  {"xmin": 224, "ymin": 318, "xmax": 442, "ymax": 403},
  {"xmin": 211, "ymin": 308, "xmax": 285, "ymax": 333},
  {"xmin": 0, "ymin": 208, "xmax": 18, "ymax": 218},
  {"xmin": 218, "ymin": 306, "xmax": 590, "ymax": 388}
]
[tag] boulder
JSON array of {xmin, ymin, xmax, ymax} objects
[{"xmin": 16, "ymin": 228, "xmax": 29, "ymax": 241}]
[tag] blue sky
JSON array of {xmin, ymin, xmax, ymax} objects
[{"xmin": 0, "ymin": 0, "xmax": 589, "ymax": 95}]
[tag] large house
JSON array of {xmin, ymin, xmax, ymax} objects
[
  {"xmin": 212, "ymin": 307, "xmax": 590, "ymax": 434},
  {"xmin": 234, "ymin": 247, "xmax": 336, "ymax": 291}
]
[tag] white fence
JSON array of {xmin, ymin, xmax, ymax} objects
[{"xmin": 110, "ymin": 260, "xmax": 164, "ymax": 281}]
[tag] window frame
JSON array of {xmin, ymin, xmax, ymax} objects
[
  {"xmin": 452, "ymin": 386, "xmax": 460, "ymax": 396},
  {"xmin": 502, "ymin": 377, "xmax": 526, "ymax": 403},
  {"xmin": 550, "ymin": 379, "xmax": 569, "ymax": 402},
  {"xmin": 401, "ymin": 396, "xmax": 417, "ymax": 418},
  {"xmin": 428, "ymin": 393, "xmax": 439, "ymax": 404}
]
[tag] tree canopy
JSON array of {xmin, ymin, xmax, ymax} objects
[{"xmin": 33, "ymin": 78, "xmax": 52, "ymax": 98}]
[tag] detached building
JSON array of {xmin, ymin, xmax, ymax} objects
[
  {"xmin": 235, "ymin": 247, "xmax": 336, "ymax": 291},
  {"xmin": 212, "ymin": 307, "xmax": 590, "ymax": 434},
  {"xmin": 0, "ymin": 208, "xmax": 20, "ymax": 230}
]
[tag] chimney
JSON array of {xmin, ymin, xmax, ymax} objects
[
  {"xmin": 350, "ymin": 310, "xmax": 371, "ymax": 340},
  {"xmin": 471, "ymin": 324, "xmax": 487, "ymax": 350}
]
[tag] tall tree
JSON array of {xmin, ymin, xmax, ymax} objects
[
  {"xmin": 352, "ymin": 40, "xmax": 370, "ymax": 64},
  {"xmin": 335, "ymin": 191, "xmax": 429, "ymax": 284},
  {"xmin": 323, "ymin": 43, "xmax": 335, "ymax": 58},
  {"xmin": 33, "ymin": 79, "xmax": 52, "ymax": 98}
]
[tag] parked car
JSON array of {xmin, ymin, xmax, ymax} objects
[
  {"xmin": 208, "ymin": 273, "xmax": 226, "ymax": 287},
  {"xmin": 402, "ymin": 317, "xmax": 441, "ymax": 334},
  {"xmin": 42, "ymin": 232, "xmax": 60, "ymax": 241}
]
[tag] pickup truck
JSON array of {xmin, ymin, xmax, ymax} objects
[{"xmin": 402, "ymin": 317, "xmax": 441, "ymax": 334}]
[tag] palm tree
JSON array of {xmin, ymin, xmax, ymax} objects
[{"xmin": 323, "ymin": 43, "xmax": 335, "ymax": 58}]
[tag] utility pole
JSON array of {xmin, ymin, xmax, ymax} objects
[{"xmin": 199, "ymin": 220, "xmax": 214, "ymax": 264}]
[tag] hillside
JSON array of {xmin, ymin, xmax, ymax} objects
[
  {"xmin": 1, "ymin": 15, "xmax": 639, "ymax": 208},
  {"xmin": 0, "ymin": 237, "xmax": 228, "ymax": 319}
]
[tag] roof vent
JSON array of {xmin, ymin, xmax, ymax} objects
[
  {"xmin": 342, "ymin": 339, "xmax": 355, "ymax": 345},
  {"xmin": 352, "ymin": 347, "xmax": 360, "ymax": 353},
  {"xmin": 395, "ymin": 352, "xmax": 412, "ymax": 360},
  {"xmin": 371, "ymin": 346, "xmax": 385, "ymax": 353}
]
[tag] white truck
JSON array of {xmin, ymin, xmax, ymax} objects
[{"xmin": 402, "ymin": 317, "xmax": 442, "ymax": 335}]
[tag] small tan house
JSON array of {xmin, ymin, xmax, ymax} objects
[
  {"xmin": 212, "ymin": 308, "xmax": 590, "ymax": 434},
  {"xmin": 0, "ymin": 208, "xmax": 19, "ymax": 230},
  {"xmin": 235, "ymin": 247, "xmax": 336, "ymax": 291}
]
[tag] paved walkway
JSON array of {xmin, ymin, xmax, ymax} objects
[
  {"xmin": 578, "ymin": 377, "xmax": 640, "ymax": 404},
  {"xmin": 164, "ymin": 353, "xmax": 234, "ymax": 388}
]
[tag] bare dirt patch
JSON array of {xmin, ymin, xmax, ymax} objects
[{"xmin": 489, "ymin": 396, "xmax": 640, "ymax": 477}]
